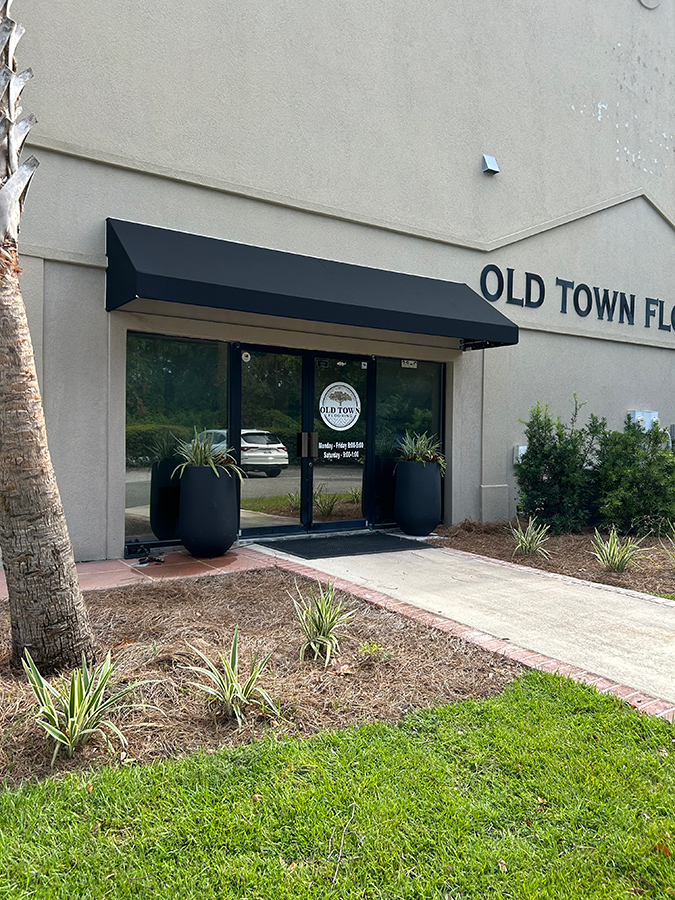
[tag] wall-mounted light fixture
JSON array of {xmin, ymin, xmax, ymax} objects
[{"xmin": 482, "ymin": 154, "xmax": 500, "ymax": 175}]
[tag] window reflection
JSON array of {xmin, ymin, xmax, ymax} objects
[
  {"xmin": 374, "ymin": 359, "xmax": 444, "ymax": 523},
  {"xmin": 125, "ymin": 332, "xmax": 228, "ymax": 543},
  {"xmin": 239, "ymin": 350, "xmax": 302, "ymax": 529}
]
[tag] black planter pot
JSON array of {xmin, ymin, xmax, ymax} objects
[
  {"xmin": 149, "ymin": 456, "xmax": 181, "ymax": 540},
  {"xmin": 373, "ymin": 456, "xmax": 397, "ymax": 523},
  {"xmin": 394, "ymin": 461, "xmax": 442, "ymax": 536},
  {"xmin": 178, "ymin": 466, "xmax": 238, "ymax": 558}
]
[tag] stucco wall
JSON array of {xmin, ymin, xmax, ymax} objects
[
  {"xmin": 5, "ymin": 2, "xmax": 675, "ymax": 557},
  {"xmin": 14, "ymin": 154, "xmax": 675, "ymax": 557},
  {"xmin": 19, "ymin": 1, "xmax": 675, "ymax": 246}
]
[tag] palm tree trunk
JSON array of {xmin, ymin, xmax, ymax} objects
[
  {"xmin": 0, "ymin": 244, "xmax": 95, "ymax": 672},
  {"xmin": 0, "ymin": 1, "xmax": 94, "ymax": 672}
]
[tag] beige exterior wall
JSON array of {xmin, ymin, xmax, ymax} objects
[
  {"xmin": 9, "ymin": 1, "xmax": 675, "ymax": 559},
  {"xmin": 20, "ymin": 1, "xmax": 675, "ymax": 247}
]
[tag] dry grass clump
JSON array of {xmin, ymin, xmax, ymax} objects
[{"xmin": 0, "ymin": 567, "xmax": 519, "ymax": 783}]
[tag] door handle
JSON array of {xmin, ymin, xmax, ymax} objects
[
  {"xmin": 308, "ymin": 432, "xmax": 318, "ymax": 458},
  {"xmin": 297, "ymin": 432, "xmax": 319, "ymax": 458}
]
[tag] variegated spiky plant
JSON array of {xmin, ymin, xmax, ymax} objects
[{"xmin": 0, "ymin": 0, "xmax": 94, "ymax": 673}]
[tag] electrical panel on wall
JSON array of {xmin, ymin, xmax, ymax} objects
[
  {"xmin": 627, "ymin": 410, "xmax": 659, "ymax": 431},
  {"xmin": 513, "ymin": 445, "xmax": 527, "ymax": 465}
]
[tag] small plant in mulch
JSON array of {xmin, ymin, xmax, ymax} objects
[
  {"xmin": 22, "ymin": 650, "xmax": 143, "ymax": 765},
  {"xmin": 292, "ymin": 581, "xmax": 355, "ymax": 666},
  {"xmin": 286, "ymin": 490, "xmax": 302, "ymax": 513},
  {"xmin": 313, "ymin": 484, "xmax": 340, "ymax": 517},
  {"xmin": 357, "ymin": 640, "xmax": 392, "ymax": 664},
  {"xmin": 589, "ymin": 528, "xmax": 650, "ymax": 573},
  {"xmin": 185, "ymin": 628, "xmax": 275, "ymax": 727},
  {"xmin": 508, "ymin": 516, "xmax": 551, "ymax": 559},
  {"xmin": 347, "ymin": 486, "xmax": 362, "ymax": 505},
  {"xmin": 658, "ymin": 522, "xmax": 675, "ymax": 567}
]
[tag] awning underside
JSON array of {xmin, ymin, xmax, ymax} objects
[{"xmin": 105, "ymin": 219, "xmax": 518, "ymax": 350}]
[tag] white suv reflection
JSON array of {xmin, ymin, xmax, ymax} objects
[{"xmin": 200, "ymin": 429, "xmax": 289, "ymax": 478}]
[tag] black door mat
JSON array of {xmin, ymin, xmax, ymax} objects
[{"xmin": 259, "ymin": 531, "xmax": 434, "ymax": 559}]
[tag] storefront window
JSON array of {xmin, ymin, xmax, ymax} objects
[
  {"xmin": 125, "ymin": 332, "xmax": 228, "ymax": 543},
  {"xmin": 239, "ymin": 349, "xmax": 303, "ymax": 529},
  {"xmin": 374, "ymin": 359, "xmax": 444, "ymax": 523}
]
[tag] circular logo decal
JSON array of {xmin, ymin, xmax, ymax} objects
[{"xmin": 319, "ymin": 382, "xmax": 361, "ymax": 432}]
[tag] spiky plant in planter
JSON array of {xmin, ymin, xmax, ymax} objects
[
  {"xmin": 397, "ymin": 431, "xmax": 447, "ymax": 474},
  {"xmin": 395, "ymin": 431, "xmax": 446, "ymax": 536},
  {"xmin": 174, "ymin": 429, "xmax": 244, "ymax": 558}
]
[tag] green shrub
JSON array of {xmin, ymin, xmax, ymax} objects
[
  {"xmin": 126, "ymin": 423, "xmax": 192, "ymax": 465},
  {"xmin": 595, "ymin": 418, "xmax": 675, "ymax": 534},
  {"xmin": 515, "ymin": 398, "xmax": 605, "ymax": 533}
]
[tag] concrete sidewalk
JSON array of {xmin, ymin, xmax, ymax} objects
[{"xmin": 251, "ymin": 539, "xmax": 675, "ymax": 707}]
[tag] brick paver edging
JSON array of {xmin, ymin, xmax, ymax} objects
[{"xmin": 266, "ymin": 552, "xmax": 675, "ymax": 724}]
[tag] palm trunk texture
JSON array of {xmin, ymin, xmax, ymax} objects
[
  {"xmin": 0, "ymin": 0, "xmax": 94, "ymax": 672},
  {"xmin": 0, "ymin": 247, "xmax": 95, "ymax": 671}
]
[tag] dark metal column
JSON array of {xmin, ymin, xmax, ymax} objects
[
  {"xmin": 228, "ymin": 343, "xmax": 242, "ymax": 533},
  {"xmin": 301, "ymin": 352, "xmax": 314, "ymax": 529}
]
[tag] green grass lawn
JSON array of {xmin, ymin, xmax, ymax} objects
[{"xmin": 1, "ymin": 672, "xmax": 673, "ymax": 899}]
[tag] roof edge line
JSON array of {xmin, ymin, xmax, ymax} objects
[{"xmin": 34, "ymin": 139, "xmax": 671, "ymax": 257}]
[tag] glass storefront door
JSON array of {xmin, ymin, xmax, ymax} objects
[
  {"xmin": 237, "ymin": 346, "xmax": 369, "ymax": 535},
  {"xmin": 239, "ymin": 349, "xmax": 303, "ymax": 531},
  {"xmin": 312, "ymin": 355, "xmax": 367, "ymax": 526}
]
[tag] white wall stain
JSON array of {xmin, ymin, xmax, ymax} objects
[{"xmin": 571, "ymin": 40, "xmax": 673, "ymax": 179}]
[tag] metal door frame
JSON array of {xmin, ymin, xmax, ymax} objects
[{"xmin": 232, "ymin": 342, "xmax": 376, "ymax": 538}]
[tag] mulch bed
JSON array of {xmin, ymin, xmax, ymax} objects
[
  {"xmin": 0, "ymin": 567, "xmax": 519, "ymax": 784},
  {"xmin": 431, "ymin": 520, "xmax": 675, "ymax": 597}
]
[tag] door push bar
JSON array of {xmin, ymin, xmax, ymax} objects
[{"xmin": 297, "ymin": 432, "xmax": 319, "ymax": 458}]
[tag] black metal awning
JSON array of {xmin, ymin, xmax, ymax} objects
[{"xmin": 105, "ymin": 219, "xmax": 518, "ymax": 350}]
